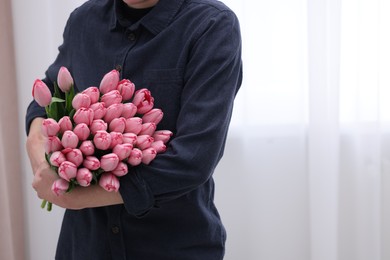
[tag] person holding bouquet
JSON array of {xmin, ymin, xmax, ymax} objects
[{"xmin": 26, "ymin": 0, "xmax": 242, "ymax": 259}]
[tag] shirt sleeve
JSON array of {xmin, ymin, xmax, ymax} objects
[{"xmin": 119, "ymin": 10, "xmax": 243, "ymax": 217}]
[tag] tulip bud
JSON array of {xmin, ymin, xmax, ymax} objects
[
  {"xmin": 32, "ymin": 79, "xmax": 52, "ymax": 107},
  {"xmin": 136, "ymin": 135, "xmax": 154, "ymax": 150},
  {"xmin": 58, "ymin": 161, "xmax": 77, "ymax": 181},
  {"xmin": 142, "ymin": 108, "xmax": 163, "ymax": 125},
  {"xmin": 79, "ymin": 140, "xmax": 95, "ymax": 156},
  {"xmin": 109, "ymin": 117, "xmax": 126, "ymax": 133},
  {"xmin": 93, "ymin": 130, "xmax": 112, "ymax": 150},
  {"xmin": 124, "ymin": 117, "xmax": 142, "ymax": 134},
  {"xmin": 109, "ymin": 131, "xmax": 123, "ymax": 149},
  {"xmin": 65, "ymin": 149, "xmax": 83, "ymax": 167},
  {"xmin": 90, "ymin": 119, "xmax": 108, "ymax": 135},
  {"xmin": 76, "ymin": 168, "xmax": 93, "ymax": 187},
  {"xmin": 99, "ymin": 172, "xmax": 120, "ymax": 192},
  {"xmin": 83, "ymin": 156, "xmax": 100, "ymax": 170},
  {"xmin": 151, "ymin": 140, "xmax": 167, "ymax": 153},
  {"xmin": 51, "ymin": 178, "xmax": 69, "ymax": 196},
  {"xmin": 45, "ymin": 136, "xmax": 63, "ymax": 154},
  {"xmin": 61, "ymin": 130, "xmax": 79, "ymax": 149},
  {"xmin": 121, "ymin": 103, "xmax": 137, "ymax": 119},
  {"xmin": 73, "ymin": 123, "xmax": 91, "ymax": 141},
  {"xmin": 90, "ymin": 102, "xmax": 106, "ymax": 119},
  {"xmin": 139, "ymin": 122, "xmax": 156, "ymax": 136},
  {"xmin": 142, "ymin": 147, "xmax": 157, "ymax": 165},
  {"xmin": 99, "ymin": 69, "xmax": 120, "ymax": 94},
  {"xmin": 82, "ymin": 86, "xmax": 100, "ymax": 104},
  {"xmin": 100, "ymin": 153, "xmax": 120, "ymax": 172},
  {"xmin": 127, "ymin": 148, "xmax": 142, "ymax": 166},
  {"xmin": 113, "ymin": 143, "xmax": 133, "ymax": 160},
  {"xmin": 73, "ymin": 107, "xmax": 94, "ymax": 126},
  {"xmin": 101, "ymin": 90, "xmax": 122, "ymax": 107},
  {"xmin": 117, "ymin": 79, "xmax": 135, "ymax": 101},
  {"xmin": 72, "ymin": 93, "xmax": 91, "ymax": 110},
  {"xmin": 49, "ymin": 151, "xmax": 66, "ymax": 167},
  {"xmin": 41, "ymin": 118, "xmax": 60, "ymax": 137},
  {"xmin": 152, "ymin": 130, "xmax": 173, "ymax": 144},
  {"xmin": 112, "ymin": 162, "xmax": 128, "ymax": 177},
  {"xmin": 132, "ymin": 88, "xmax": 154, "ymax": 114},
  {"xmin": 122, "ymin": 132, "xmax": 137, "ymax": 144},
  {"xmin": 58, "ymin": 116, "xmax": 73, "ymax": 134},
  {"xmin": 57, "ymin": 66, "xmax": 73, "ymax": 93},
  {"xmin": 104, "ymin": 103, "xmax": 123, "ymax": 123}
]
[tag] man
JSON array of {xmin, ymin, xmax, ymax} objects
[{"xmin": 26, "ymin": 0, "xmax": 242, "ymax": 259}]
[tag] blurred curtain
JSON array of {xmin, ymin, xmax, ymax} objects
[
  {"xmin": 0, "ymin": 0, "xmax": 25, "ymax": 259},
  {"xmin": 216, "ymin": 0, "xmax": 390, "ymax": 260}
]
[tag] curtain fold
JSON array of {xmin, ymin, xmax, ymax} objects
[{"xmin": 0, "ymin": 0, "xmax": 26, "ymax": 260}]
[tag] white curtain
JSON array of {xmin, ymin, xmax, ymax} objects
[{"xmin": 12, "ymin": 0, "xmax": 390, "ymax": 259}]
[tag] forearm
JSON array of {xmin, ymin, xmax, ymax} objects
[{"xmin": 26, "ymin": 117, "xmax": 46, "ymax": 173}]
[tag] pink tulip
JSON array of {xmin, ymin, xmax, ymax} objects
[
  {"xmin": 82, "ymin": 86, "xmax": 100, "ymax": 104},
  {"xmin": 93, "ymin": 130, "xmax": 112, "ymax": 150},
  {"xmin": 41, "ymin": 118, "xmax": 60, "ymax": 137},
  {"xmin": 99, "ymin": 70, "xmax": 120, "ymax": 94},
  {"xmin": 99, "ymin": 172, "xmax": 120, "ymax": 192},
  {"xmin": 90, "ymin": 119, "xmax": 108, "ymax": 135},
  {"xmin": 51, "ymin": 178, "xmax": 69, "ymax": 196},
  {"xmin": 32, "ymin": 79, "xmax": 52, "ymax": 107},
  {"xmin": 113, "ymin": 143, "xmax": 133, "ymax": 160},
  {"xmin": 61, "ymin": 130, "xmax": 79, "ymax": 149},
  {"xmin": 100, "ymin": 153, "xmax": 120, "ymax": 171},
  {"xmin": 135, "ymin": 135, "xmax": 154, "ymax": 150},
  {"xmin": 142, "ymin": 108, "xmax": 163, "ymax": 124},
  {"xmin": 73, "ymin": 123, "xmax": 90, "ymax": 141},
  {"xmin": 109, "ymin": 132, "xmax": 123, "ymax": 149},
  {"xmin": 117, "ymin": 79, "xmax": 135, "ymax": 101},
  {"xmin": 72, "ymin": 93, "xmax": 91, "ymax": 110},
  {"xmin": 57, "ymin": 66, "xmax": 73, "ymax": 93},
  {"xmin": 90, "ymin": 102, "xmax": 106, "ymax": 119},
  {"xmin": 121, "ymin": 102, "xmax": 137, "ymax": 119},
  {"xmin": 122, "ymin": 132, "xmax": 137, "ymax": 144},
  {"xmin": 152, "ymin": 130, "xmax": 173, "ymax": 144},
  {"xmin": 65, "ymin": 148, "xmax": 83, "ymax": 167},
  {"xmin": 101, "ymin": 90, "xmax": 122, "ymax": 107},
  {"xmin": 142, "ymin": 147, "xmax": 157, "ymax": 165},
  {"xmin": 109, "ymin": 117, "xmax": 126, "ymax": 133},
  {"xmin": 58, "ymin": 116, "xmax": 73, "ymax": 134},
  {"xmin": 104, "ymin": 103, "xmax": 123, "ymax": 123},
  {"xmin": 139, "ymin": 122, "xmax": 156, "ymax": 136},
  {"xmin": 76, "ymin": 168, "xmax": 93, "ymax": 187},
  {"xmin": 58, "ymin": 161, "xmax": 77, "ymax": 181},
  {"xmin": 73, "ymin": 107, "xmax": 94, "ymax": 126},
  {"xmin": 124, "ymin": 117, "xmax": 142, "ymax": 134},
  {"xmin": 127, "ymin": 148, "xmax": 142, "ymax": 166},
  {"xmin": 132, "ymin": 88, "xmax": 154, "ymax": 114},
  {"xmin": 112, "ymin": 162, "xmax": 128, "ymax": 177},
  {"xmin": 83, "ymin": 156, "xmax": 100, "ymax": 170},
  {"xmin": 49, "ymin": 151, "xmax": 66, "ymax": 167},
  {"xmin": 45, "ymin": 136, "xmax": 63, "ymax": 153},
  {"xmin": 79, "ymin": 140, "xmax": 95, "ymax": 156},
  {"xmin": 151, "ymin": 140, "xmax": 167, "ymax": 153}
]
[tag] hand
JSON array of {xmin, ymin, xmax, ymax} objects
[{"xmin": 26, "ymin": 117, "xmax": 46, "ymax": 174}]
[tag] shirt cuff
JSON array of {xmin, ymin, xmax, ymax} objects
[{"xmin": 118, "ymin": 168, "xmax": 155, "ymax": 217}]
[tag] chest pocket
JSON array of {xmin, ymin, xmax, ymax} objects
[{"xmin": 142, "ymin": 68, "xmax": 184, "ymax": 131}]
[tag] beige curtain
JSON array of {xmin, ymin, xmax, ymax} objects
[{"xmin": 0, "ymin": 0, "xmax": 26, "ymax": 260}]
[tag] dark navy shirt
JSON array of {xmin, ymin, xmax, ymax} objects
[{"xmin": 26, "ymin": 0, "xmax": 242, "ymax": 259}]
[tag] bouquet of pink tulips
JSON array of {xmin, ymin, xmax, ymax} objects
[{"xmin": 32, "ymin": 67, "xmax": 172, "ymax": 211}]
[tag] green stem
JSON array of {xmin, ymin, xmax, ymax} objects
[{"xmin": 41, "ymin": 199, "xmax": 53, "ymax": 211}]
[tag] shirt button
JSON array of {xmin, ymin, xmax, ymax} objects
[
  {"xmin": 115, "ymin": 64, "xmax": 122, "ymax": 72},
  {"xmin": 128, "ymin": 33, "xmax": 136, "ymax": 41},
  {"xmin": 111, "ymin": 226, "xmax": 120, "ymax": 234}
]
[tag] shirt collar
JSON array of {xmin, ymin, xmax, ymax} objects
[{"xmin": 110, "ymin": 0, "xmax": 185, "ymax": 35}]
